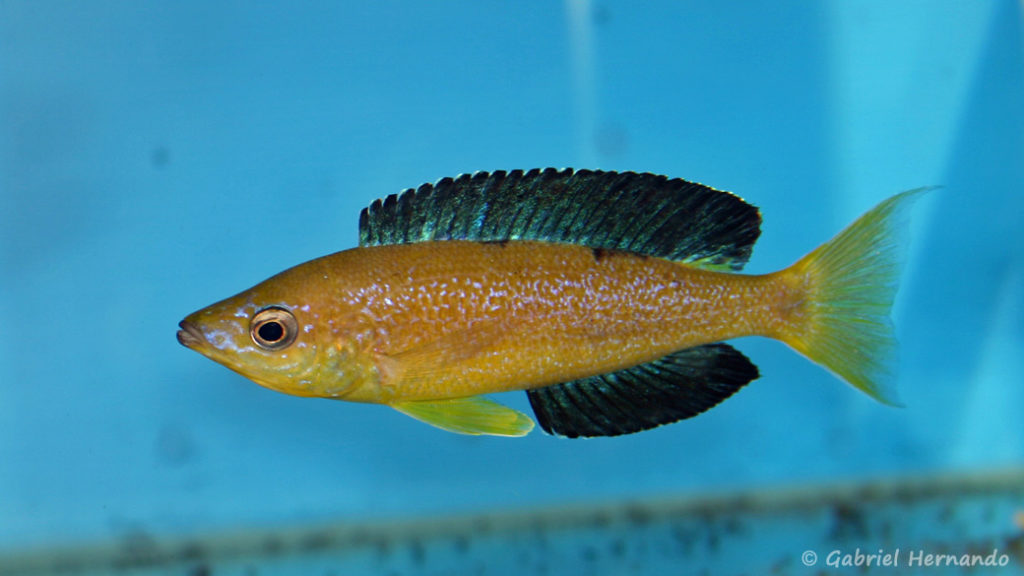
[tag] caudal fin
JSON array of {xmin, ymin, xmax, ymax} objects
[{"xmin": 780, "ymin": 188, "xmax": 931, "ymax": 405}]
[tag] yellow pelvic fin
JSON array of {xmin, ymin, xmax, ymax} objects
[{"xmin": 391, "ymin": 397, "xmax": 536, "ymax": 437}]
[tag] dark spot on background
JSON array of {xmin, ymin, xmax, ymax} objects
[
  {"xmin": 181, "ymin": 542, "xmax": 207, "ymax": 561},
  {"xmin": 706, "ymin": 531, "xmax": 720, "ymax": 552},
  {"xmin": 1005, "ymin": 534, "xmax": 1024, "ymax": 564},
  {"xmin": 829, "ymin": 503, "xmax": 868, "ymax": 541},
  {"xmin": 409, "ymin": 538, "xmax": 426, "ymax": 566},
  {"xmin": 156, "ymin": 424, "xmax": 198, "ymax": 468},
  {"xmin": 580, "ymin": 545, "xmax": 598, "ymax": 563},
  {"xmin": 624, "ymin": 505, "xmax": 653, "ymax": 526},
  {"xmin": 151, "ymin": 145, "xmax": 170, "ymax": 168},
  {"xmin": 109, "ymin": 521, "xmax": 160, "ymax": 568},
  {"xmin": 373, "ymin": 537, "xmax": 392, "ymax": 560},
  {"xmin": 300, "ymin": 532, "xmax": 333, "ymax": 552},
  {"xmin": 262, "ymin": 536, "xmax": 284, "ymax": 555}
]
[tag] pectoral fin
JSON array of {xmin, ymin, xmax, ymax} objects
[{"xmin": 391, "ymin": 397, "xmax": 535, "ymax": 437}]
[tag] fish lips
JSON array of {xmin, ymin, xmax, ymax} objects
[{"xmin": 176, "ymin": 320, "xmax": 207, "ymax": 350}]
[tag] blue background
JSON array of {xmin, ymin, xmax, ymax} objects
[{"xmin": 2, "ymin": 1, "xmax": 1021, "ymax": 550}]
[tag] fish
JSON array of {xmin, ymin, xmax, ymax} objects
[{"xmin": 177, "ymin": 168, "xmax": 928, "ymax": 438}]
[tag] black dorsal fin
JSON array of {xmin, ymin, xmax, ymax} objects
[
  {"xmin": 525, "ymin": 344, "xmax": 759, "ymax": 438},
  {"xmin": 359, "ymin": 169, "xmax": 762, "ymax": 270}
]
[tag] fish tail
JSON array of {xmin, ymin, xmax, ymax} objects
[{"xmin": 776, "ymin": 188, "xmax": 931, "ymax": 405}]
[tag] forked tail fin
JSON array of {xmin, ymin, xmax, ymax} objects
[{"xmin": 779, "ymin": 188, "xmax": 932, "ymax": 405}]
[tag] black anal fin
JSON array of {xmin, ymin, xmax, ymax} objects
[{"xmin": 526, "ymin": 344, "xmax": 759, "ymax": 438}]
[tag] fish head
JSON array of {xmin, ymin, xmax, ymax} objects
[{"xmin": 177, "ymin": 286, "xmax": 329, "ymax": 397}]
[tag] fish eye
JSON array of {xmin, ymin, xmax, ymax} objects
[{"xmin": 250, "ymin": 307, "xmax": 298, "ymax": 350}]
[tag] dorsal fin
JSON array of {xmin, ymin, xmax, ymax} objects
[
  {"xmin": 526, "ymin": 343, "xmax": 759, "ymax": 438},
  {"xmin": 359, "ymin": 168, "xmax": 762, "ymax": 270}
]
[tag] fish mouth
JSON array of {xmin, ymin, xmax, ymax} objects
[{"xmin": 177, "ymin": 320, "xmax": 206, "ymax": 349}]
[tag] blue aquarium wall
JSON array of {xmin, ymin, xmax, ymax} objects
[{"xmin": 1, "ymin": 0, "xmax": 1022, "ymax": 571}]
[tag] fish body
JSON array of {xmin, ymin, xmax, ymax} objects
[{"xmin": 178, "ymin": 169, "xmax": 925, "ymax": 437}]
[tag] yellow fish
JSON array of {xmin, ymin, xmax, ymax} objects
[{"xmin": 178, "ymin": 169, "xmax": 926, "ymax": 437}]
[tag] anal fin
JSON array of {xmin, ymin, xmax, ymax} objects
[
  {"xmin": 526, "ymin": 343, "xmax": 758, "ymax": 438},
  {"xmin": 392, "ymin": 397, "xmax": 535, "ymax": 437}
]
